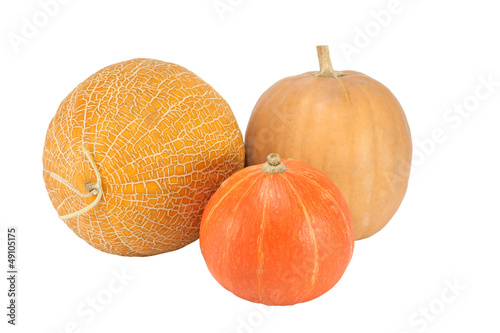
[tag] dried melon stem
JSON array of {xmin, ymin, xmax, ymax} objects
[{"xmin": 49, "ymin": 145, "xmax": 103, "ymax": 220}]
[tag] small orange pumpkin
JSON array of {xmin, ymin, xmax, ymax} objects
[{"xmin": 200, "ymin": 154, "xmax": 354, "ymax": 305}]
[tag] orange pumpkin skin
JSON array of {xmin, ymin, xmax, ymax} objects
[
  {"xmin": 200, "ymin": 155, "xmax": 354, "ymax": 305},
  {"xmin": 43, "ymin": 58, "xmax": 244, "ymax": 256},
  {"xmin": 245, "ymin": 46, "xmax": 412, "ymax": 240}
]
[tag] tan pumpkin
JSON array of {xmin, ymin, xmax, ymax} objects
[{"xmin": 245, "ymin": 46, "xmax": 412, "ymax": 240}]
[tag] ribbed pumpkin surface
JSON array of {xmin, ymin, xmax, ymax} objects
[
  {"xmin": 43, "ymin": 58, "xmax": 244, "ymax": 256},
  {"xmin": 245, "ymin": 47, "xmax": 412, "ymax": 240},
  {"xmin": 200, "ymin": 156, "xmax": 354, "ymax": 305}
]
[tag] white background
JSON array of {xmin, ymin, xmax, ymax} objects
[{"xmin": 1, "ymin": 0, "xmax": 499, "ymax": 332}]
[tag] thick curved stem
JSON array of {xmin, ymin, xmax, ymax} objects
[{"xmin": 314, "ymin": 45, "xmax": 343, "ymax": 78}]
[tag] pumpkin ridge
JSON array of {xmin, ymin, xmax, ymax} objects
[
  {"xmin": 335, "ymin": 77, "xmax": 352, "ymax": 105},
  {"xmin": 220, "ymin": 172, "xmax": 266, "ymax": 291},
  {"xmin": 220, "ymin": 172, "xmax": 265, "ymax": 257},
  {"xmin": 202, "ymin": 171, "xmax": 257, "ymax": 225},
  {"xmin": 301, "ymin": 173, "xmax": 351, "ymax": 232},
  {"xmin": 357, "ymin": 81, "xmax": 397, "ymax": 238},
  {"xmin": 353, "ymin": 81, "xmax": 379, "ymax": 231},
  {"xmin": 281, "ymin": 174, "xmax": 320, "ymax": 292},
  {"xmin": 256, "ymin": 176, "xmax": 269, "ymax": 303}
]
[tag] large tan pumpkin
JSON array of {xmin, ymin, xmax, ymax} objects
[
  {"xmin": 43, "ymin": 58, "xmax": 244, "ymax": 256},
  {"xmin": 245, "ymin": 46, "xmax": 411, "ymax": 240}
]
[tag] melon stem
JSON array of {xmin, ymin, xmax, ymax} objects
[
  {"xmin": 261, "ymin": 153, "xmax": 287, "ymax": 174},
  {"xmin": 49, "ymin": 145, "xmax": 103, "ymax": 220}
]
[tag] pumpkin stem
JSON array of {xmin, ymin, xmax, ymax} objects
[
  {"xmin": 49, "ymin": 145, "xmax": 103, "ymax": 220},
  {"xmin": 261, "ymin": 153, "xmax": 287, "ymax": 174},
  {"xmin": 314, "ymin": 45, "xmax": 344, "ymax": 78}
]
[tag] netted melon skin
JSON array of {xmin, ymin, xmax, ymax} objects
[{"xmin": 43, "ymin": 58, "xmax": 245, "ymax": 256}]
